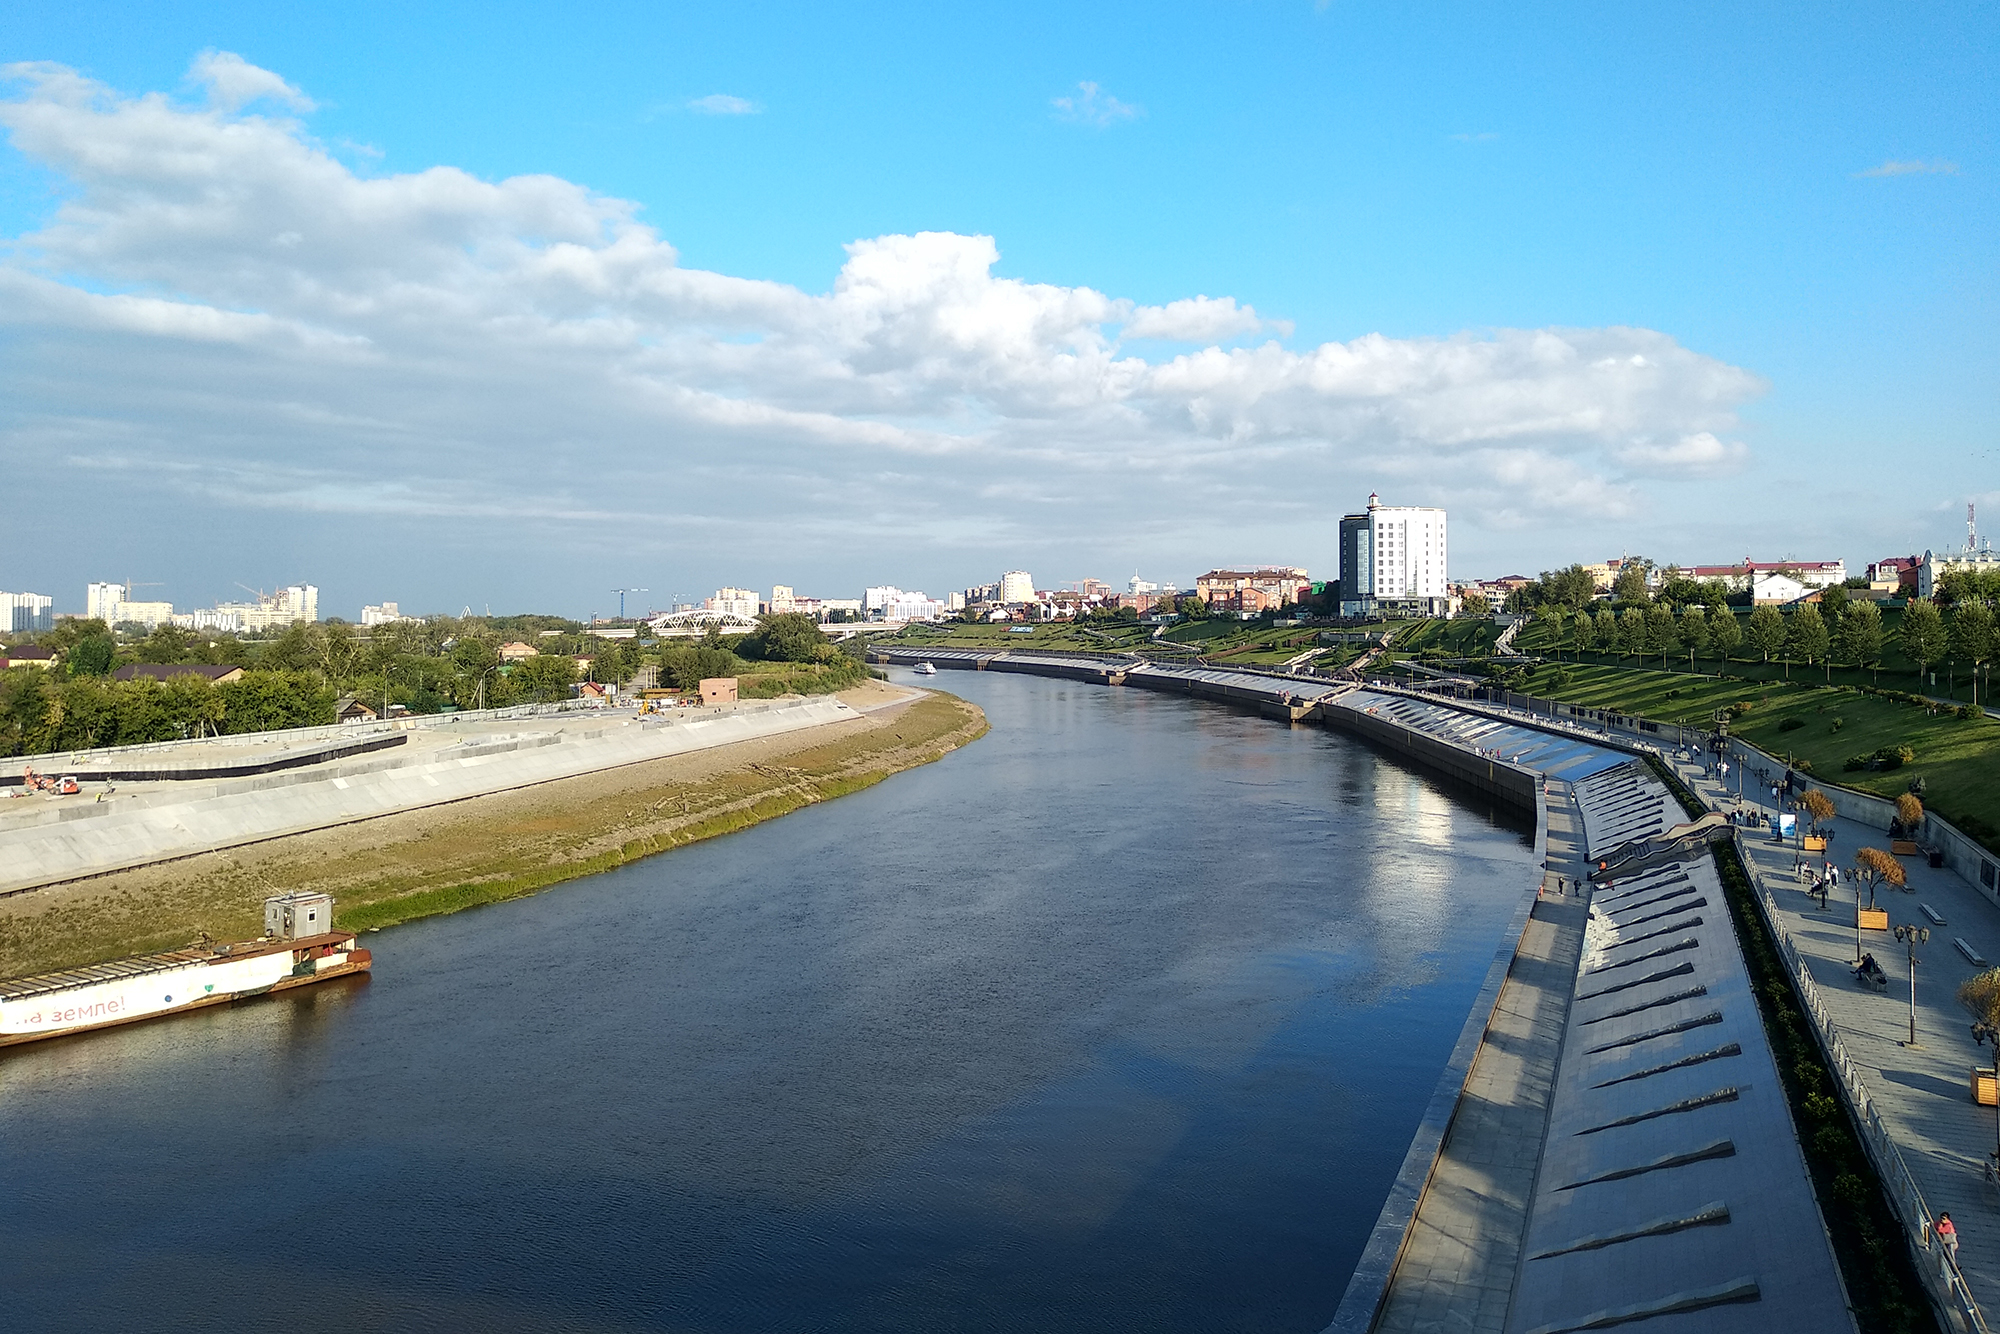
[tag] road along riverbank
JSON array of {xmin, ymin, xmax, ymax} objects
[{"xmin": 0, "ymin": 683, "xmax": 985, "ymax": 977}]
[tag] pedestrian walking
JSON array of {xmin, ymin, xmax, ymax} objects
[{"xmin": 1938, "ymin": 1213, "xmax": 1959, "ymax": 1264}]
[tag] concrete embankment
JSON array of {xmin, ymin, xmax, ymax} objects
[
  {"xmin": 1, "ymin": 686, "xmax": 987, "ymax": 978},
  {"xmin": 0, "ymin": 696, "xmax": 856, "ymax": 898},
  {"xmin": 873, "ymin": 649, "xmax": 1860, "ymax": 1332}
]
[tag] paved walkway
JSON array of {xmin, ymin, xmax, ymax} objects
[
  {"xmin": 1666, "ymin": 749, "xmax": 2000, "ymax": 1318},
  {"xmin": 1372, "ymin": 789, "xmax": 1592, "ymax": 1334}
]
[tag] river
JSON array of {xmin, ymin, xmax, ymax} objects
[{"xmin": 0, "ymin": 670, "xmax": 1536, "ymax": 1332}]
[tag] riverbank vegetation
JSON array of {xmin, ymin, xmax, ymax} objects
[
  {"xmin": 0, "ymin": 687, "xmax": 985, "ymax": 979},
  {"xmin": 0, "ymin": 611, "xmax": 870, "ymax": 756}
]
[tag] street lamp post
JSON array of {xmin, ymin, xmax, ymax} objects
[{"xmin": 1893, "ymin": 924, "xmax": 1931, "ymax": 1047}]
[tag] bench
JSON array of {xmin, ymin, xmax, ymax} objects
[
  {"xmin": 1854, "ymin": 967, "xmax": 1889, "ymax": 992},
  {"xmin": 1956, "ymin": 938, "xmax": 1988, "ymax": 968},
  {"xmin": 1922, "ymin": 903, "xmax": 1947, "ymax": 927}
]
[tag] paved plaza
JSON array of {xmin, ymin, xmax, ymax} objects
[{"xmin": 1667, "ymin": 747, "xmax": 2000, "ymax": 1318}]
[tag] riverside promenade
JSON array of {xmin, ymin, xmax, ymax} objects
[{"xmin": 1667, "ymin": 749, "xmax": 2000, "ymax": 1324}]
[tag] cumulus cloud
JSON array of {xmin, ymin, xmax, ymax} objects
[
  {"xmin": 0, "ymin": 58, "xmax": 1763, "ymax": 595},
  {"xmin": 687, "ymin": 93, "xmax": 759, "ymax": 116},
  {"xmin": 1853, "ymin": 158, "xmax": 1959, "ymax": 178},
  {"xmin": 1051, "ymin": 81, "xmax": 1140, "ymax": 128},
  {"xmin": 188, "ymin": 50, "xmax": 315, "ymax": 111}
]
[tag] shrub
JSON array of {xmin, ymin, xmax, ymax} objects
[
  {"xmin": 1729, "ymin": 701, "xmax": 1754, "ymax": 717},
  {"xmin": 1962, "ymin": 704, "xmax": 1982, "ymax": 721},
  {"xmin": 1844, "ymin": 755, "xmax": 1870, "ymax": 772},
  {"xmin": 1779, "ymin": 717, "xmax": 1805, "ymax": 732},
  {"xmin": 1960, "ymin": 970, "xmax": 2000, "ymax": 1029},
  {"xmin": 1794, "ymin": 758, "xmax": 1814, "ymax": 773},
  {"xmin": 1831, "ymin": 716, "xmax": 1844, "ymax": 732}
]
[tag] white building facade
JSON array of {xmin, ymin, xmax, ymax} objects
[
  {"xmin": 0, "ymin": 591, "xmax": 54, "ymax": 633},
  {"xmin": 997, "ymin": 570, "xmax": 1036, "ymax": 603},
  {"xmin": 704, "ymin": 587, "xmax": 759, "ymax": 619},
  {"xmin": 1339, "ymin": 494, "xmax": 1450, "ymax": 616}
]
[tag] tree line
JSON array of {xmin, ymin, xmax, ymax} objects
[{"xmin": 0, "ymin": 611, "xmax": 864, "ymax": 757}]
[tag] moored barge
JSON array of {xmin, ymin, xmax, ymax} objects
[{"xmin": 0, "ymin": 892, "xmax": 371, "ymax": 1047}]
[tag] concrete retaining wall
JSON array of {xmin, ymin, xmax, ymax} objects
[{"xmin": 0, "ymin": 697, "xmax": 857, "ymax": 897}]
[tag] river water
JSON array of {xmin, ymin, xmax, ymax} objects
[{"xmin": 0, "ymin": 670, "xmax": 1535, "ymax": 1333}]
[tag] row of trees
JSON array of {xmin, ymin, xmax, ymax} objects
[
  {"xmin": 0, "ymin": 612, "xmax": 866, "ymax": 756},
  {"xmin": 1533, "ymin": 594, "xmax": 1997, "ymax": 688}
]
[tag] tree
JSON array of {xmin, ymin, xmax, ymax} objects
[
  {"xmin": 511, "ymin": 654, "xmax": 579, "ymax": 702},
  {"xmin": 1787, "ymin": 605, "xmax": 1831, "ymax": 680},
  {"xmin": 1895, "ymin": 792, "xmax": 1925, "ymax": 838},
  {"xmin": 1571, "ymin": 608, "xmax": 1598, "ymax": 657},
  {"xmin": 1460, "ymin": 590, "xmax": 1490, "ymax": 616},
  {"xmin": 1592, "ymin": 606, "xmax": 1618, "ymax": 656},
  {"xmin": 1646, "ymin": 604, "xmax": 1680, "ymax": 669},
  {"xmin": 1746, "ymin": 605, "xmax": 1786, "ymax": 664},
  {"xmin": 1802, "ymin": 789, "xmax": 1836, "ymax": 834},
  {"xmin": 1836, "ymin": 600, "xmax": 1884, "ymax": 681},
  {"xmin": 1949, "ymin": 600, "xmax": 1995, "ymax": 706},
  {"xmin": 1181, "ymin": 597, "xmax": 1210, "ymax": 621},
  {"xmin": 1613, "ymin": 561, "xmax": 1653, "ymax": 604},
  {"xmin": 743, "ymin": 612, "xmax": 829, "ymax": 664},
  {"xmin": 1538, "ymin": 564, "xmax": 1598, "ymax": 613},
  {"xmin": 136, "ymin": 623, "xmax": 196, "ymax": 664},
  {"xmin": 1706, "ymin": 606, "xmax": 1742, "ymax": 664},
  {"xmin": 1854, "ymin": 846, "xmax": 1906, "ymax": 909},
  {"xmin": 1534, "ymin": 605, "xmax": 1567, "ymax": 657},
  {"xmin": 1818, "ymin": 582, "xmax": 1849, "ymax": 626},
  {"xmin": 1899, "ymin": 599, "xmax": 1948, "ymax": 685},
  {"xmin": 1678, "ymin": 605, "xmax": 1710, "ymax": 669},
  {"xmin": 67, "ymin": 634, "xmax": 115, "ymax": 678},
  {"xmin": 1619, "ymin": 606, "xmax": 1648, "ymax": 659}
]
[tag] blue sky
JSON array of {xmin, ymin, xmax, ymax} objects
[{"xmin": 0, "ymin": 2, "xmax": 1992, "ymax": 618}]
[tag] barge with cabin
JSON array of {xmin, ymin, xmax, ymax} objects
[{"xmin": 0, "ymin": 892, "xmax": 370, "ymax": 1047}]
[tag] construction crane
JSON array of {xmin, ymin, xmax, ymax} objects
[{"xmin": 612, "ymin": 587, "xmax": 649, "ymax": 620}]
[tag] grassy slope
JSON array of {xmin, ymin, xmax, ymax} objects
[{"xmin": 1513, "ymin": 660, "xmax": 1999, "ymax": 849}]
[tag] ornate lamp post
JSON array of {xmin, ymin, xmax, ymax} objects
[{"xmin": 1893, "ymin": 924, "xmax": 1931, "ymax": 1048}]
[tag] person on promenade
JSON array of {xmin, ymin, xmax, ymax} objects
[{"xmin": 1938, "ymin": 1213, "xmax": 1959, "ymax": 1264}]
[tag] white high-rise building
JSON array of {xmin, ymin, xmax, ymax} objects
[
  {"xmin": 998, "ymin": 570, "xmax": 1035, "ymax": 603},
  {"xmin": 704, "ymin": 587, "xmax": 759, "ymax": 619},
  {"xmin": 86, "ymin": 581, "xmax": 125, "ymax": 624},
  {"xmin": 361, "ymin": 602, "xmax": 414, "ymax": 627},
  {"xmin": 0, "ymin": 591, "xmax": 54, "ymax": 633},
  {"xmin": 1338, "ymin": 494, "xmax": 1450, "ymax": 615},
  {"xmin": 215, "ymin": 584, "xmax": 319, "ymax": 631}
]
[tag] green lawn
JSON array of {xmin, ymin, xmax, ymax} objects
[{"xmin": 1511, "ymin": 661, "xmax": 2000, "ymax": 853}]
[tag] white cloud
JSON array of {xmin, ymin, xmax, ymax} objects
[
  {"xmin": 1051, "ymin": 81, "xmax": 1140, "ymax": 128},
  {"xmin": 688, "ymin": 93, "xmax": 759, "ymax": 116},
  {"xmin": 0, "ymin": 58, "xmax": 1764, "ymax": 594},
  {"xmin": 188, "ymin": 50, "xmax": 315, "ymax": 112},
  {"xmin": 1853, "ymin": 158, "xmax": 1959, "ymax": 178},
  {"xmin": 1123, "ymin": 296, "xmax": 1280, "ymax": 342}
]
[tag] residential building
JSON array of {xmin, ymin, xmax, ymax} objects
[
  {"xmin": 1867, "ymin": 556, "xmax": 1922, "ymax": 594},
  {"xmin": 705, "ymin": 587, "xmax": 759, "ymax": 619},
  {"xmin": 335, "ymin": 694, "xmax": 380, "ymax": 723},
  {"xmin": 872, "ymin": 589, "xmax": 946, "ymax": 622},
  {"xmin": 769, "ymin": 585, "xmax": 798, "ymax": 614},
  {"xmin": 85, "ymin": 580, "xmax": 127, "ymax": 623},
  {"xmin": 946, "ymin": 591, "xmax": 966, "ymax": 612},
  {"xmin": 0, "ymin": 645, "xmax": 56, "ymax": 669},
  {"xmin": 1338, "ymin": 493, "xmax": 1450, "ymax": 616},
  {"xmin": 1679, "ymin": 559, "xmax": 1846, "ymax": 591},
  {"xmin": 816, "ymin": 598, "xmax": 863, "ymax": 622},
  {"xmin": 498, "ymin": 641, "xmax": 538, "ymax": 661},
  {"xmin": 1196, "ymin": 567, "xmax": 1311, "ymax": 615},
  {"xmin": 699, "ymin": 676, "xmax": 739, "ymax": 705},
  {"xmin": 1750, "ymin": 572, "xmax": 1811, "ymax": 605},
  {"xmin": 214, "ymin": 584, "xmax": 319, "ymax": 631},
  {"xmin": 1128, "ymin": 574, "xmax": 1161, "ymax": 596},
  {"xmin": 171, "ymin": 609, "xmax": 245, "ymax": 633},
  {"xmin": 998, "ymin": 570, "xmax": 1036, "ymax": 603},
  {"xmin": 361, "ymin": 602, "xmax": 414, "ymax": 626},
  {"xmin": 0, "ymin": 591, "xmax": 54, "ymax": 633},
  {"xmin": 1919, "ymin": 544, "xmax": 2000, "ymax": 598}
]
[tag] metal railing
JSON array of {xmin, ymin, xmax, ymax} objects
[{"xmin": 1738, "ymin": 831, "xmax": 1989, "ymax": 1333}]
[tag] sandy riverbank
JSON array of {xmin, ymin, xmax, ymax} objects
[{"xmin": 0, "ymin": 683, "xmax": 985, "ymax": 978}]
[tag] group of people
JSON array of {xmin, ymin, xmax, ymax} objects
[{"xmin": 1854, "ymin": 952, "xmax": 1888, "ymax": 989}]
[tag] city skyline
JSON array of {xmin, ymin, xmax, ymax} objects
[{"xmin": 0, "ymin": 4, "xmax": 1992, "ymax": 618}]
